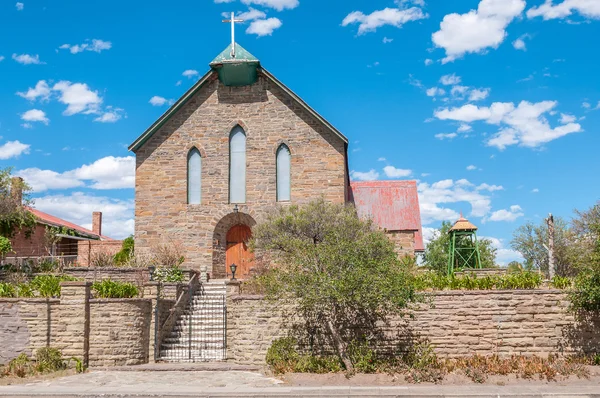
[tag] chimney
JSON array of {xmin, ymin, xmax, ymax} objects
[
  {"xmin": 11, "ymin": 177, "xmax": 23, "ymax": 205},
  {"xmin": 92, "ymin": 212, "xmax": 103, "ymax": 236}
]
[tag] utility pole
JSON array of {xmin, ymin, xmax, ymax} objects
[{"xmin": 546, "ymin": 213, "xmax": 555, "ymax": 279}]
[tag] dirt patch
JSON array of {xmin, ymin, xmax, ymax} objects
[
  {"xmin": 0, "ymin": 369, "xmax": 78, "ymax": 386},
  {"xmin": 279, "ymin": 366, "xmax": 600, "ymax": 386}
]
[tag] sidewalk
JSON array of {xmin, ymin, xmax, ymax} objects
[{"xmin": 0, "ymin": 370, "xmax": 599, "ymax": 397}]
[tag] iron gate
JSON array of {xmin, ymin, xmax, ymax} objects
[{"xmin": 157, "ymin": 283, "xmax": 227, "ymax": 362}]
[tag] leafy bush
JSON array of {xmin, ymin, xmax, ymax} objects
[
  {"xmin": 551, "ymin": 275, "xmax": 572, "ymax": 290},
  {"xmin": 91, "ymin": 280, "xmax": 139, "ymax": 298},
  {"xmin": 5, "ymin": 354, "xmax": 32, "ymax": 378},
  {"xmin": 0, "ymin": 282, "xmax": 15, "ymax": 297},
  {"xmin": 35, "ymin": 347, "xmax": 66, "ymax": 373},
  {"xmin": 348, "ymin": 341, "xmax": 378, "ymax": 373},
  {"xmin": 0, "ymin": 236, "xmax": 12, "ymax": 257},
  {"xmin": 30, "ymin": 275, "xmax": 77, "ymax": 298},
  {"xmin": 266, "ymin": 337, "xmax": 342, "ymax": 374},
  {"xmin": 569, "ymin": 266, "xmax": 600, "ymax": 312},
  {"xmin": 37, "ymin": 259, "xmax": 60, "ymax": 273},
  {"xmin": 153, "ymin": 266, "xmax": 185, "ymax": 283},
  {"xmin": 114, "ymin": 236, "xmax": 134, "ymax": 266},
  {"xmin": 413, "ymin": 271, "xmax": 545, "ymax": 291},
  {"xmin": 16, "ymin": 283, "xmax": 35, "ymax": 298}
]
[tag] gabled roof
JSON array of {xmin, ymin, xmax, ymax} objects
[
  {"xmin": 129, "ymin": 45, "xmax": 348, "ymax": 152},
  {"xmin": 26, "ymin": 207, "xmax": 113, "ymax": 241},
  {"xmin": 349, "ymin": 181, "xmax": 424, "ymax": 251},
  {"xmin": 210, "ymin": 43, "xmax": 259, "ymax": 65}
]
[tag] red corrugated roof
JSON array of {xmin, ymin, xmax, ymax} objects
[
  {"xmin": 25, "ymin": 207, "xmax": 113, "ymax": 241},
  {"xmin": 349, "ymin": 181, "xmax": 424, "ymax": 251}
]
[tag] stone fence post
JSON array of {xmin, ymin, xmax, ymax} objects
[
  {"xmin": 144, "ymin": 282, "xmax": 160, "ymax": 363},
  {"xmin": 58, "ymin": 282, "xmax": 91, "ymax": 368}
]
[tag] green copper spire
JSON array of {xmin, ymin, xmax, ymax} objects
[{"xmin": 210, "ymin": 43, "xmax": 260, "ymax": 87}]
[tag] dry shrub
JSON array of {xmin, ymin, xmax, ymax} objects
[
  {"xmin": 151, "ymin": 240, "xmax": 184, "ymax": 267},
  {"xmin": 90, "ymin": 251, "xmax": 115, "ymax": 268}
]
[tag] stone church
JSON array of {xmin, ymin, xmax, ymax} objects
[{"xmin": 129, "ymin": 42, "xmax": 423, "ymax": 279}]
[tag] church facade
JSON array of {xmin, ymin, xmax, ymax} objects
[{"xmin": 129, "ymin": 43, "xmax": 423, "ymax": 279}]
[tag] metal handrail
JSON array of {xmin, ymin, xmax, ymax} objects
[{"xmin": 165, "ymin": 273, "xmax": 198, "ymax": 322}]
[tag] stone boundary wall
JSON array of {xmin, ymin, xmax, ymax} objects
[
  {"xmin": 61, "ymin": 268, "xmax": 196, "ymax": 287},
  {"xmin": 0, "ymin": 282, "xmax": 159, "ymax": 367},
  {"xmin": 76, "ymin": 241, "xmax": 123, "ymax": 267},
  {"xmin": 226, "ymin": 290, "xmax": 600, "ymax": 365}
]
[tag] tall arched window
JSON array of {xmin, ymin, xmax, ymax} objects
[
  {"xmin": 276, "ymin": 144, "xmax": 291, "ymax": 202},
  {"xmin": 187, "ymin": 148, "xmax": 202, "ymax": 204},
  {"xmin": 229, "ymin": 126, "xmax": 246, "ymax": 203},
  {"xmin": 188, "ymin": 148, "xmax": 202, "ymax": 205}
]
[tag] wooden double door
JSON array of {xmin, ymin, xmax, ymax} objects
[{"xmin": 226, "ymin": 224, "xmax": 253, "ymax": 279}]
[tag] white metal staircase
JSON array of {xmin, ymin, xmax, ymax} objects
[{"xmin": 159, "ymin": 281, "xmax": 227, "ymax": 362}]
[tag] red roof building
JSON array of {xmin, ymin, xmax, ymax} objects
[{"xmin": 349, "ymin": 180, "xmax": 424, "ymax": 253}]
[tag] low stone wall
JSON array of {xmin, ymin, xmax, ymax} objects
[
  {"xmin": 226, "ymin": 290, "xmax": 600, "ymax": 365},
  {"xmin": 0, "ymin": 283, "xmax": 155, "ymax": 367},
  {"xmin": 61, "ymin": 268, "xmax": 196, "ymax": 287}
]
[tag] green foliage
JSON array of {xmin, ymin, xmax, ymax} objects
[
  {"xmin": 569, "ymin": 265, "xmax": 600, "ymax": 312},
  {"xmin": 34, "ymin": 347, "xmax": 66, "ymax": 373},
  {"xmin": 252, "ymin": 199, "xmax": 417, "ymax": 371},
  {"xmin": 30, "ymin": 275, "xmax": 77, "ymax": 298},
  {"xmin": 37, "ymin": 259, "xmax": 60, "ymax": 273},
  {"xmin": 0, "ymin": 168, "xmax": 37, "ymax": 238},
  {"xmin": 91, "ymin": 280, "xmax": 139, "ymax": 298},
  {"xmin": 69, "ymin": 357, "xmax": 85, "ymax": 373},
  {"xmin": 5, "ymin": 354, "xmax": 31, "ymax": 378},
  {"xmin": 16, "ymin": 283, "xmax": 35, "ymax": 297},
  {"xmin": 413, "ymin": 271, "xmax": 545, "ymax": 291},
  {"xmin": 265, "ymin": 337, "xmax": 342, "ymax": 374},
  {"xmin": 551, "ymin": 275, "xmax": 572, "ymax": 290},
  {"xmin": 114, "ymin": 236, "xmax": 134, "ymax": 265},
  {"xmin": 347, "ymin": 341, "xmax": 378, "ymax": 373},
  {"xmin": 0, "ymin": 236, "xmax": 13, "ymax": 256},
  {"xmin": 421, "ymin": 221, "xmax": 497, "ymax": 274},
  {"xmin": 0, "ymin": 282, "xmax": 16, "ymax": 297},
  {"xmin": 152, "ymin": 266, "xmax": 185, "ymax": 283}
]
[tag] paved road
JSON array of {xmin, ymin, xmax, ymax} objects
[{"xmin": 1, "ymin": 370, "xmax": 600, "ymax": 397}]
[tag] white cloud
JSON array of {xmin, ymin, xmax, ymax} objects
[
  {"xmin": 0, "ymin": 141, "xmax": 30, "ymax": 159},
  {"xmin": 383, "ymin": 166, "xmax": 412, "ymax": 178},
  {"xmin": 531, "ymin": 188, "xmax": 540, "ymax": 193},
  {"xmin": 383, "ymin": 37, "xmax": 394, "ymax": 43},
  {"xmin": 58, "ymin": 39, "xmax": 112, "ymax": 54},
  {"xmin": 12, "ymin": 53, "xmax": 44, "ymax": 65},
  {"xmin": 71, "ymin": 156, "xmax": 135, "ymax": 189},
  {"xmin": 52, "ymin": 81, "xmax": 102, "ymax": 115},
  {"xmin": 476, "ymin": 183, "xmax": 504, "ymax": 192},
  {"xmin": 440, "ymin": 73, "xmax": 461, "ymax": 85},
  {"xmin": 418, "ymin": 178, "xmax": 497, "ymax": 224},
  {"xmin": 466, "ymin": 165, "xmax": 477, "ymax": 171},
  {"xmin": 560, "ymin": 113, "xmax": 576, "ymax": 123},
  {"xmin": 93, "ymin": 108, "xmax": 125, "ymax": 123},
  {"xmin": 241, "ymin": 0, "xmax": 298, "ymax": 11},
  {"xmin": 435, "ymin": 132, "xmax": 458, "ymax": 140},
  {"xmin": 483, "ymin": 236, "xmax": 524, "ymax": 265},
  {"xmin": 182, "ymin": 70, "xmax": 199, "ymax": 78},
  {"xmin": 426, "ymin": 87, "xmax": 446, "ymax": 97},
  {"xmin": 432, "ymin": 0, "xmax": 526, "ymax": 63},
  {"xmin": 582, "ymin": 102, "xmax": 591, "ymax": 109},
  {"xmin": 512, "ymin": 34, "xmax": 531, "ymax": 51},
  {"xmin": 377, "ymin": 157, "xmax": 387, "ymax": 162},
  {"xmin": 424, "ymin": 58, "xmax": 433, "ymax": 65},
  {"xmin": 17, "ymin": 80, "xmax": 51, "ymax": 101},
  {"xmin": 457, "ymin": 123, "xmax": 472, "ymax": 132},
  {"xmin": 32, "ymin": 192, "xmax": 134, "ymax": 239},
  {"xmin": 351, "ymin": 169, "xmax": 380, "ymax": 181},
  {"xmin": 20, "ymin": 109, "xmax": 49, "ymax": 125},
  {"xmin": 15, "ymin": 2, "xmax": 23, "ymax": 11},
  {"xmin": 16, "ymin": 156, "xmax": 135, "ymax": 193},
  {"xmin": 230, "ymin": 8, "xmax": 266, "ymax": 21},
  {"xmin": 488, "ymin": 205, "xmax": 524, "ymax": 222},
  {"xmin": 246, "ymin": 18, "xmax": 282, "ymax": 36},
  {"xmin": 342, "ymin": 6, "xmax": 427, "ymax": 35},
  {"xmin": 450, "ymin": 85, "xmax": 469, "ymax": 98},
  {"xmin": 469, "ymin": 88, "xmax": 490, "ymax": 101},
  {"xmin": 527, "ymin": 0, "xmax": 600, "ymax": 20},
  {"xmin": 149, "ymin": 96, "xmax": 173, "ymax": 106},
  {"xmin": 0, "ymin": 56, "xmax": 4, "ymax": 62},
  {"xmin": 435, "ymin": 100, "xmax": 582, "ymax": 149}
]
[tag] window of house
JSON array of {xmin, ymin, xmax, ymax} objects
[
  {"xmin": 229, "ymin": 126, "xmax": 246, "ymax": 203},
  {"xmin": 276, "ymin": 144, "xmax": 291, "ymax": 201},
  {"xmin": 187, "ymin": 148, "xmax": 202, "ymax": 204}
]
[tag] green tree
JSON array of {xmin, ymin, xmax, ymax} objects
[
  {"xmin": 421, "ymin": 221, "xmax": 497, "ymax": 274},
  {"xmin": 510, "ymin": 217, "xmax": 575, "ymax": 277},
  {"xmin": 114, "ymin": 236, "xmax": 134, "ymax": 265},
  {"xmin": 250, "ymin": 199, "xmax": 417, "ymax": 372},
  {"xmin": 0, "ymin": 168, "xmax": 36, "ymax": 238}
]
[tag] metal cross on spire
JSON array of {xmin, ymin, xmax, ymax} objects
[{"xmin": 222, "ymin": 12, "xmax": 244, "ymax": 58}]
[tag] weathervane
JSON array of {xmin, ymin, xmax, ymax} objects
[{"xmin": 222, "ymin": 12, "xmax": 244, "ymax": 58}]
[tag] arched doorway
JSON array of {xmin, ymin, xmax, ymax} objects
[{"xmin": 226, "ymin": 224, "xmax": 253, "ymax": 279}]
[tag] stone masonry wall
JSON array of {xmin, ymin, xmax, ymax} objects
[
  {"xmin": 386, "ymin": 231, "xmax": 416, "ymax": 258},
  {"xmin": 226, "ymin": 290, "xmax": 600, "ymax": 365},
  {"xmin": 0, "ymin": 283, "xmax": 154, "ymax": 367},
  {"xmin": 76, "ymin": 240, "xmax": 123, "ymax": 267},
  {"xmin": 134, "ymin": 74, "xmax": 348, "ymax": 276}
]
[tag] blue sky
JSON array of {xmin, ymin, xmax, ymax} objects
[{"xmin": 1, "ymin": 0, "xmax": 599, "ymax": 264}]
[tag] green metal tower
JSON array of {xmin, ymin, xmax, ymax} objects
[{"xmin": 447, "ymin": 215, "xmax": 482, "ymax": 275}]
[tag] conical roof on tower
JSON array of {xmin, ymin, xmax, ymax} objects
[{"xmin": 449, "ymin": 214, "xmax": 478, "ymax": 232}]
